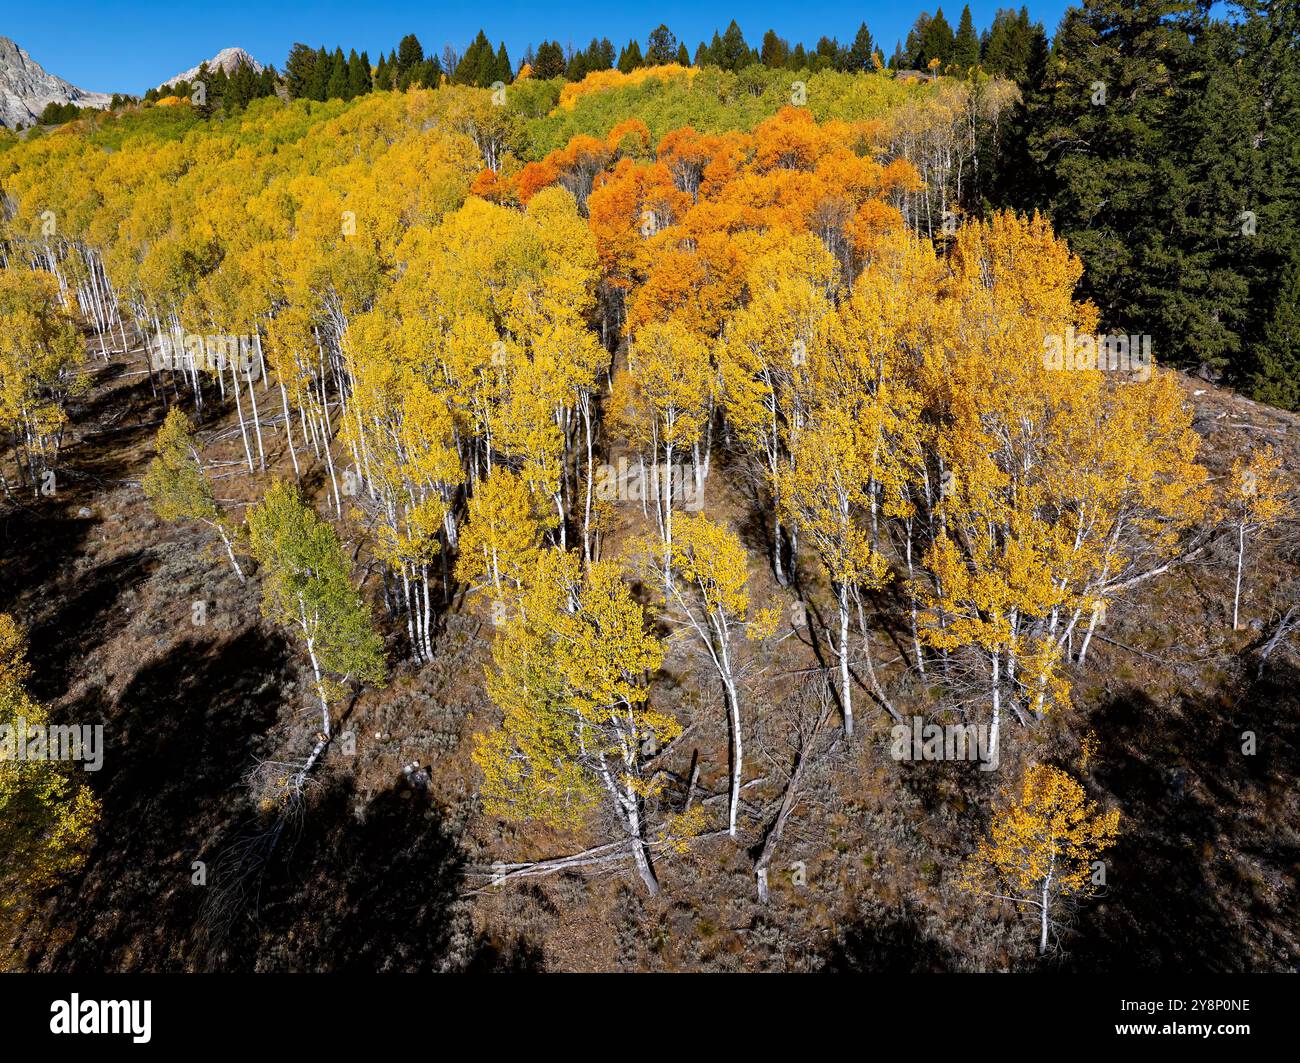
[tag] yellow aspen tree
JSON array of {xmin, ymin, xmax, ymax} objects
[
  {"xmin": 0, "ymin": 269, "xmax": 85, "ymax": 494},
  {"xmin": 777, "ymin": 413, "xmax": 893, "ymax": 735},
  {"xmin": 611, "ymin": 316, "xmax": 714, "ymax": 583},
  {"xmin": 455, "ymin": 467, "xmax": 547, "ymax": 600},
  {"xmin": 1219, "ymin": 447, "xmax": 1289, "ymax": 631},
  {"xmin": 474, "ymin": 549, "xmax": 674, "ymax": 894},
  {"xmin": 0, "ymin": 614, "xmax": 99, "ymax": 935},
  {"xmin": 717, "ymin": 235, "xmax": 839, "ymax": 587},
  {"xmin": 656, "ymin": 514, "xmax": 775, "ymax": 838},
  {"xmin": 960, "ymin": 763, "xmax": 1119, "ymax": 955}
]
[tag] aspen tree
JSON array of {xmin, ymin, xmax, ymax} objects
[
  {"xmin": 655, "ymin": 514, "xmax": 775, "ymax": 837},
  {"xmin": 455, "ymin": 467, "xmax": 547, "ymax": 598},
  {"xmin": 1219, "ymin": 447, "xmax": 1288, "ymax": 631},
  {"xmin": 611, "ymin": 317, "xmax": 714, "ymax": 582},
  {"xmin": 247, "ymin": 482, "xmax": 386, "ymax": 791},
  {"xmin": 142, "ymin": 408, "xmax": 247, "ymax": 582},
  {"xmin": 474, "ymin": 549, "xmax": 674, "ymax": 894},
  {"xmin": 959, "ymin": 764, "xmax": 1119, "ymax": 955},
  {"xmin": 0, "ymin": 614, "xmax": 99, "ymax": 928},
  {"xmin": 0, "ymin": 270, "xmax": 85, "ymax": 492},
  {"xmin": 777, "ymin": 414, "xmax": 893, "ymax": 734}
]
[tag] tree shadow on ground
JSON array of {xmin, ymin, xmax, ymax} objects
[
  {"xmin": 24, "ymin": 550, "xmax": 157, "ymax": 702},
  {"xmin": 821, "ymin": 913, "xmax": 962, "ymax": 972},
  {"xmin": 18, "ymin": 629, "xmax": 291, "ymax": 971},
  {"xmin": 1063, "ymin": 656, "xmax": 1300, "ymax": 971}
]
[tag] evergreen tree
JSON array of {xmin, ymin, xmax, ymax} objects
[
  {"xmin": 847, "ymin": 22, "xmax": 876, "ymax": 71},
  {"xmin": 325, "ymin": 48, "xmax": 348, "ymax": 99},
  {"xmin": 918, "ymin": 7, "xmax": 956, "ymax": 67},
  {"xmin": 1253, "ymin": 246, "xmax": 1300, "ymax": 409},
  {"xmin": 534, "ymin": 40, "xmax": 566, "ymax": 79},
  {"xmin": 346, "ymin": 49, "xmax": 371, "ymax": 98},
  {"xmin": 647, "ymin": 24, "xmax": 678, "ymax": 65},
  {"xmin": 308, "ymin": 46, "xmax": 331, "ymax": 100},
  {"xmin": 397, "ymin": 34, "xmax": 424, "ymax": 74},
  {"xmin": 761, "ymin": 29, "xmax": 789, "ymax": 69},
  {"xmin": 1026, "ymin": 1, "xmax": 1193, "ymax": 349},
  {"xmin": 617, "ymin": 39, "xmax": 644, "ymax": 72},
  {"xmin": 953, "ymin": 5, "xmax": 980, "ymax": 69},
  {"xmin": 284, "ymin": 42, "xmax": 317, "ymax": 99},
  {"xmin": 717, "ymin": 20, "xmax": 750, "ymax": 71}
]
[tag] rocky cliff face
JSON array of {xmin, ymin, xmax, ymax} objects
[
  {"xmin": 0, "ymin": 36, "xmax": 111, "ymax": 128},
  {"xmin": 156, "ymin": 47, "xmax": 263, "ymax": 90}
]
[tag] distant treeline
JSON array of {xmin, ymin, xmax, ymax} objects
[{"xmin": 278, "ymin": 6, "xmax": 1043, "ymax": 98}]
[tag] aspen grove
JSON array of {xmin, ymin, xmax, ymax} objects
[{"xmin": 1, "ymin": 43, "xmax": 1290, "ymax": 970}]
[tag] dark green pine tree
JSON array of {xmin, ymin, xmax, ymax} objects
[
  {"xmin": 617, "ymin": 39, "xmax": 644, "ymax": 72},
  {"xmin": 284, "ymin": 43, "xmax": 317, "ymax": 99},
  {"xmin": 790, "ymin": 42, "xmax": 809, "ymax": 70},
  {"xmin": 760, "ymin": 29, "xmax": 789, "ymax": 69},
  {"xmin": 1027, "ymin": 1, "xmax": 1193, "ymax": 344},
  {"xmin": 455, "ymin": 31, "xmax": 494, "ymax": 85},
  {"xmin": 565, "ymin": 49, "xmax": 588, "ymax": 81},
  {"xmin": 1253, "ymin": 247, "xmax": 1300, "ymax": 409},
  {"xmin": 534, "ymin": 41, "xmax": 565, "ymax": 79},
  {"xmin": 847, "ymin": 23, "xmax": 875, "ymax": 71},
  {"xmin": 325, "ymin": 49, "xmax": 348, "ymax": 99},
  {"xmin": 646, "ymin": 24, "xmax": 678, "ymax": 66},
  {"xmin": 677, "ymin": 42, "xmax": 690, "ymax": 66},
  {"xmin": 495, "ymin": 42, "xmax": 512, "ymax": 83},
  {"xmin": 309, "ymin": 46, "xmax": 331, "ymax": 100},
  {"xmin": 397, "ymin": 34, "xmax": 424, "ymax": 75},
  {"xmin": 346, "ymin": 49, "xmax": 370, "ymax": 98},
  {"xmin": 919, "ymin": 7, "xmax": 955, "ymax": 67},
  {"xmin": 225, "ymin": 59, "xmax": 259, "ymax": 110},
  {"xmin": 953, "ymin": 5, "xmax": 980, "ymax": 70},
  {"xmin": 717, "ymin": 20, "xmax": 750, "ymax": 71}
]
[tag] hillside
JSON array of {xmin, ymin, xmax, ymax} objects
[
  {"xmin": 1, "ymin": 34, "xmax": 1297, "ymax": 979},
  {"xmin": 0, "ymin": 316, "xmax": 1295, "ymax": 972}
]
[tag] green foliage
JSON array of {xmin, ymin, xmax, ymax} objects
[
  {"xmin": 1007, "ymin": 0, "xmax": 1300, "ymax": 406},
  {"xmin": 247, "ymin": 482, "xmax": 386, "ymax": 699},
  {"xmin": 141, "ymin": 408, "xmax": 218, "ymax": 524},
  {"xmin": 523, "ymin": 67, "xmax": 926, "ymax": 157}
]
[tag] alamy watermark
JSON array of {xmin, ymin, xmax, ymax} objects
[
  {"xmin": 1043, "ymin": 328, "xmax": 1151, "ymax": 381},
  {"xmin": 890, "ymin": 715, "xmax": 998, "ymax": 772},
  {"xmin": 593, "ymin": 458, "xmax": 706, "ymax": 511},
  {"xmin": 0, "ymin": 717, "xmax": 104, "ymax": 771}
]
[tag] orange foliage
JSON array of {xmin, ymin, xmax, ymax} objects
[{"xmin": 522, "ymin": 106, "xmax": 922, "ymax": 337}]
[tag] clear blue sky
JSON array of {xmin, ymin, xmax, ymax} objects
[{"xmin": 5, "ymin": 1, "xmax": 1074, "ymax": 95}]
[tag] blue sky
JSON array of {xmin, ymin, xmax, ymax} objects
[{"xmin": 5, "ymin": 1, "xmax": 1074, "ymax": 95}]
